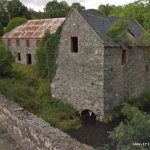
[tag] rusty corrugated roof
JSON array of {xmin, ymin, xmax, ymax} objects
[{"xmin": 2, "ymin": 18, "xmax": 65, "ymax": 39}]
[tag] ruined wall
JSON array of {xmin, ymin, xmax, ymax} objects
[
  {"xmin": 2, "ymin": 38, "xmax": 39, "ymax": 65},
  {"xmin": 51, "ymin": 10, "xmax": 104, "ymax": 119},
  {"xmin": 0, "ymin": 95, "xmax": 93, "ymax": 150},
  {"xmin": 104, "ymin": 47, "xmax": 150, "ymax": 112}
]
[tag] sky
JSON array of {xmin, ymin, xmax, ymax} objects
[{"xmin": 20, "ymin": 0, "xmax": 136, "ymax": 12}]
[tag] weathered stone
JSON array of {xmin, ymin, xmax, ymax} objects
[
  {"xmin": 51, "ymin": 9, "xmax": 150, "ymax": 120},
  {"xmin": 0, "ymin": 95, "xmax": 93, "ymax": 150}
]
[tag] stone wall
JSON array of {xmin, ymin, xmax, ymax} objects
[
  {"xmin": 0, "ymin": 95, "xmax": 93, "ymax": 150},
  {"xmin": 2, "ymin": 38, "xmax": 39, "ymax": 65},
  {"xmin": 51, "ymin": 9, "xmax": 105, "ymax": 119},
  {"xmin": 104, "ymin": 47, "xmax": 150, "ymax": 112}
]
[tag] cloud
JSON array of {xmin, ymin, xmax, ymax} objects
[{"xmin": 20, "ymin": 0, "xmax": 136, "ymax": 12}]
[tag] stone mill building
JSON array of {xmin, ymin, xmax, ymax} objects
[
  {"xmin": 51, "ymin": 9, "xmax": 150, "ymax": 120},
  {"xmin": 2, "ymin": 18, "xmax": 65, "ymax": 65}
]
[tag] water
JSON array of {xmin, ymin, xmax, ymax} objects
[{"xmin": 65, "ymin": 117, "xmax": 123, "ymax": 149}]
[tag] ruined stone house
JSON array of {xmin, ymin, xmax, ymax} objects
[
  {"xmin": 2, "ymin": 18, "xmax": 65, "ymax": 65},
  {"xmin": 51, "ymin": 9, "xmax": 150, "ymax": 120}
]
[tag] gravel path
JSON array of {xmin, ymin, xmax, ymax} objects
[{"xmin": 0, "ymin": 126, "xmax": 22, "ymax": 150}]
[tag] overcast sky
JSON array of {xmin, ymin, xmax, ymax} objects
[{"xmin": 20, "ymin": 0, "xmax": 136, "ymax": 12}]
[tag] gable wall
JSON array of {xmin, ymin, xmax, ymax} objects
[
  {"xmin": 51, "ymin": 10, "xmax": 105, "ymax": 118},
  {"xmin": 104, "ymin": 47, "xmax": 150, "ymax": 112}
]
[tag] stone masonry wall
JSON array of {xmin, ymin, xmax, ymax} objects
[
  {"xmin": 104, "ymin": 47, "xmax": 150, "ymax": 112},
  {"xmin": 2, "ymin": 38, "xmax": 39, "ymax": 65},
  {"xmin": 0, "ymin": 95, "xmax": 93, "ymax": 150},
  {"xmin": 51, "ymin": 9, "xmax": 105, "ymax": 119}
]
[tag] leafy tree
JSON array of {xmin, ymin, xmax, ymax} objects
[
  {"xmin": 7, "ymin": 0, "xmax": 31, "ymax": 20},
  {"xmin": 29, "ymin": 9, "xmax": 43, "ymax": 19},
  {"xmin": 109, "ymin": 104, "xmax": 150, "ymax": 150},
  {"xmin": 44, "ymin": 0, "xmax": 70, "ymax": 18},
  {"xmin": 0, "ymin": 0, "xmax": 9, "ymax": 27},
  {"xmin": 5, "ymin": 17, "xmax": 27, "ymax": 33},
  {"xmin": 86, "ymin": 9, "xmax": 101, "ymax": 15},
  {"xmin": 71, "ymin": 2, "xmax": 85, "ymax": 10},
  {"xmin": 0, "ymin": 44, "xmax": 14, "ymax": 77}
]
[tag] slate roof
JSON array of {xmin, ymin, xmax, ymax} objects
[
  {"xmin": 2, "ymin": 18, "xmax": 65, "ymax": 39},
  {"xmin": 79, "ymin": 10, "xmax": 146, "ymax": 47}
]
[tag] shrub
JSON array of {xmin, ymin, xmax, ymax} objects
[
  {"xmin": 0, "ymin": 44, "xmax": 14, "ymax": 77},
  {"xmin": 109, "ymin": 104, "xmax": 150, "ymax": 150},
  {"xmin": 5, "ymin": 17, "xmax": 27, "ymax": 33}
]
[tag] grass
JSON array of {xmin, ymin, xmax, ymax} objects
[{"xmin": 0, "ymin": 64, "xmax": 80, "ymax": 130}]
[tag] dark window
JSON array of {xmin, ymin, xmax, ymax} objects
[
  {"xmin": 26, "ymin": 39, "xmax": 30, "ymax": 47},
  {"xmin": 26, "ymin": 54, "xmax": 32, "ymax": 64},
  {"xmin": 36, "ymin": 39, "xmax": 40, "ymax": 47},
  {"xmin": 122, "ymin": 50, "xmax": 126, "ymax": 65},
  {"xmin": 71, "ymin": 37, "xmax": 78, "ymax": 53},
  {"xmin": 8, "ymin": 39, "xmax": 11, "ymax": 47},
  {"xmin": 16, "ymin": 39, "xmax": 20, "ymax": 47},
  {"xmin": 17, "ymin": 53, "xmax": 21, "ymax": 61}
]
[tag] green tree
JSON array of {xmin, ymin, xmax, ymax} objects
[
  {"xmin": 44, "ymin": 0, "xmax": 70, "ymax": 18},
  {"xmin": 0, "ymin": 0, "xmax": 9, "ymax": 27},
  {"xmin": 109, "ymin": 104, "xmax": 150, "ymax": 150},
  {"xmin": 0, "ymin": 44, "xmax": 14, "ymax": 77},
  {"xmin": 5, "ymin": 17, "xmax": 27, "ymax": 33},
  {"xmin": 71, "ymin": 2, "xmax": 85, "ymax": 10},
  {"xmin": 7, "ymin": 0, "xmax": 31, "ymax": 20}
]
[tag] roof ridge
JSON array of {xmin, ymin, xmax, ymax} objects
[
  {"xmin": 79, "ymin": 10, "xmax": 135, "ymax": 21},
  {"xmin": 28, "ymin": 18, "xmax": 65, "ymax": 22}
]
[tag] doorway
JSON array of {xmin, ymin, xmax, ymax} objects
[{"xmin": 26, "ymin": 54, "xmax": 32, "ymax": 64}]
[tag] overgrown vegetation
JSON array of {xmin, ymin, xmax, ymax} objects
[
  {"xmin": 108, "ymin": 20, "xmax": 135, "ymax": 46},
  {"xmin": 36, "ymin": 31, "xmax": 51, "ymax": 77},
  {"xmin": 5, "ymin": 17, "xmax": 27, "ymax": 33},
  {"xmin": 0, "ymin": 64, "xmax": 80, "ymax": 130},
  {"xmin": 103, "ymin": 91, "xmax": 150, "ymax": 123},
  {"xmin": 109, "ymin": 104, "xmax": 150, "ymax": 150},
  {"xmin": 0, "ymin": 44, "xmax": 14, "ymax": 77},
  {"xmin": 47, "ymin": 26, "xmax": 62, "ymax": 82},
  {"xmin": 141, "ymin": 32, "xmax": 150, "ymax": 46},
  {"xmin": 36, "ymin": 25, "xmax": 62, "ymax": 82}
]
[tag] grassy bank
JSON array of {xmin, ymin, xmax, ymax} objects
[{"xmin": 0, "ymin": 64, "xmax": 80, "ymax": 130}]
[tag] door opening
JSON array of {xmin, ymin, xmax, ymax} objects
[{"xmin": 27, "ymin": 54, "xmax": 32, "ymax": 64}]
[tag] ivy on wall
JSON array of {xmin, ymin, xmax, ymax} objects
[
  {"xmin": 36, "ymin": 25, "xmax": 62, "ymax": 81},
  {"xmin": 47, "ymin": 26, "xmax": 62, "ymax": 82}
]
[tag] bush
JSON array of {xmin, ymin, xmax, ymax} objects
[
  {"xmin": 5, "ymin": 17, "xmax": 27, "ymax": 33},
  {"xmin": 109, "ymin": 104, "xmax": 150, "ymax": 150},
  {"xmin": 0, "ymin": 44, "xmax": 14, "ymax": 77}
]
